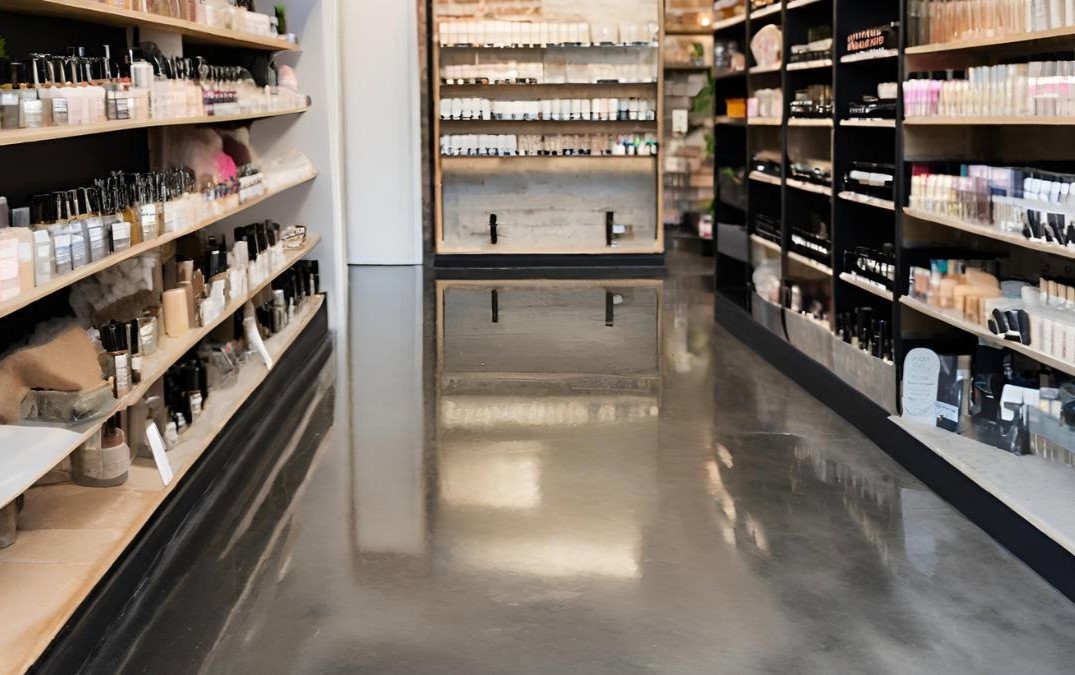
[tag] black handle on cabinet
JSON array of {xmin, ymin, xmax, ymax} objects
[
  {"xmin": 491, "ymin": 289, "xmax": 499, "ymax": 324},
  {"xmin": 605, "ymin": 291, "xmax": 615, "ymax": 327},
  {"xmin": 490, "ymin": 213, "xmax": 499, "ymax": 245},
  {"xmin": 606, "ymin": 211, "xmax": 614, "ymax": 247}
]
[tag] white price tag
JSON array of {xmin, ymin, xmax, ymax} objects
[{"xmin": 146, "ymin": 422, "xmax": 174, "ymax": 486}]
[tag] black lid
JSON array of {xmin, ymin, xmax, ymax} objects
[
  {"xmin": 8, "ymin": 62, "xmax": 26, "ymax": 87},
  {"xmin": 100, "ymin": 321, "xmax": 129, "ymax": 353},
  {"xmin": 29, "ymin": 194, "xmax": 52, "ymax": 224},
  {"xmin": 128, "ymin": 320, "xmax": 140, "ymax": 356},
  {"xmin": 205, "ymin": 249, "xmax": 227, "ymax": 278}
]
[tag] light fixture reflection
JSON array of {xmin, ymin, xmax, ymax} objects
[{"xmin": 442, "ymin": 441, "xmax": 543, "ymax": 510}]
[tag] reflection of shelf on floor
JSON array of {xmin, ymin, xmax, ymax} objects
[
  {"xmin": 838, "ymin": 191, "xmax": 894, "ymax": 210},
  {"xmin": 840, "ymin": 48, "xmax": 898, "ymax": 63},
  {"xmin": 890, "ymin": 415, "xmax": 1075, "ymax": 557},
  {"xmin": 787, "ymin": 250, "xmax": 833, "ymax": 275},
  {"xmin": 0, "ymin": 293, "xmax": 326, "ymax": 675},
  {"xmin": 839, "ymin": 272, "xmax": 894, "ymax": 300},
  {"xmin": 749, "ymin": 171, "xmax": 782, "ymax": 186},
  {"xmin": 901, "ymin": 295, "xmax": 1075, "ymax": 379},
  {"xmin": 0, "ymin": 235, "xmax": 322, "ymax": 513},
  {"xmin": 786, "ymin": 178, "xmax": 832, "ymax": 196},
  {"xmin": 903, "ymin": 207, "xmax": 1075, "ymax": 261}
]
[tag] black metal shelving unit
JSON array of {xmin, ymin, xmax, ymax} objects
[{"xmin": 712, "ymin": 0, "xmax": 1075, "ymax": 601}]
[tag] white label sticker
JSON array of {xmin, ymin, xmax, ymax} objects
[{"xmin": 146, "ymin": 422, "xmax": 174, "ymax": 486}]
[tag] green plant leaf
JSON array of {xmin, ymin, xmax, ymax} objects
[{"xmin": 0, "ymin": 35, "xmax": 8, "ymax": 60}]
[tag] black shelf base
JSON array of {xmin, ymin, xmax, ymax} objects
[
  {"xmin": 715, "ymin": 295, "xmax": 1075, "ymax": 603},
  {"xmin": 32, "ymin": 301, "xmax": 334, "ymax": 674},
  {"xmin": 434, "ymin": 253, "xmax": 666, "ymax": 276}
]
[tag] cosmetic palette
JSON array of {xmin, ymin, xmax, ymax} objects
[
  {"xmin": 790, "ymin": 161, "xmax": 833, "ymax": 187},
  {"xmin": 844, "ymin": 245, "xmax": 897, "ymax": 291},
  {"xmin": 790, "ymin": 85, "xmax": 833, "ymax": 118}
]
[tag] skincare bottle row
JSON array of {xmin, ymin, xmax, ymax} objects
[
  {"xmin": 0, "ymin": 163, "xmax": 284, "ymax": 304},
  {"xmin": 0, "ymin": 50, "xmax": 305, "ymax": 132},
  {"xmin": 905, "ymin": 60, "xmax": 1075, "ymax": 118},
  {"xmin": 835, "ymin": 307, "xmax": 894, "ymax": 362},
  {"xmin": 439, "ymin": 97, "xmax": 656, "ymax": 122},
  {"xmin": 844, "ymin": 245, "xmax": 897, "ymax": 290},
  {"xmin": 98, "ymin": 0, "xmax": 282, "ymax": 39},
  {"xmin": 748, "ymin": 88, "xmax": 783, "ymax": 119},
  {"xmin": 439, "ymin": 21, "xmax": 658, "ymax": 48},
  {"xmin": 908, "ymin": 0, "xmax": 1073, "ymax": 47},
  {"xmin": 909, "ymin": 163, "xmax": 1075, "ymax": 249},
  {"xmin": 440, "ymin": 62, "xmax": 658, "ymax": 86},
  {"xmin": 440, "ymin": 133, "xmax": 659, "ymax": 157}
]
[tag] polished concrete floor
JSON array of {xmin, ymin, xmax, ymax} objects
[{"xmin": 116, "ymin": 251, "xmax": 1075, "ymax": 674}]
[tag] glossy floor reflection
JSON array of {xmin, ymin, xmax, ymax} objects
[{"xmin": 116, "ymin": 252, "xmax": 1075, "ymax": 674}]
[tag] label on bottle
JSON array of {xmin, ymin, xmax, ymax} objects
[
  {"xmin": 0, "ymin": 239, "xmax": 19, "ymax": 300},
  {"xmin": 140, "ymin": 204, "xmax": 159, "ymax": 240},
  {"xmin": 131, "ymin": 354, "xmax": 143, "ymax": 384},
  {"xmin": 114, "ymin": 353, "xmax": 131, "ymax": 397},
  {"xmin": 112, "ymin": 221, "xmax": 132, "ymax": 251},
  {"xmin": 18, "ymin": 241, "xmax": 31, "ymax": 264},
  {"xmin": 51, "ymin": 98, "xmax": 68, "ymax": 125},
  {"xmin": 190, "ymin": 392, "xmax": 203, "ymax": 418},
  {"xmin": 53, "ymin": 233, "xmax": 72, "ymax": 272}
]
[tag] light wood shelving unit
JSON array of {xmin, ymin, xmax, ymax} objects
[
  {"xmin": 0, "ymin": 0, "xmax": 301, "ymax": 51},
  {"xmin": 433, "ymin": 1, "xmax": 665, "ymax": 260}
]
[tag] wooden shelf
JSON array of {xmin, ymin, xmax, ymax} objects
[
  {"xmin": 749, "ymin": 63, "xmax": 782, "ymax": 74},
  {"xmin": 786, "ymin": 178, "xmax": 832, "ymax": 196},
  {"xmin": 838, "ymin": 191, "xmax": 895, "ymax": 210},
  {"xmin": 787, "ymin": 250, "xmax": 833, "ymax": 275},
  {"xmin": 889, "ymin": 415, "xmax": 1075, "ymax": 557},
  {"xmin": 906, "ymin": 25, "xmax": 1075, "ymax": 56},
  {"xmin": 904, "ymin": 116, "xmax": 1075, "ymax": 126},
  {"xmin": 715, "ymin": 115, "xmax": 747, "ymax": 126},
  {"xmin": 786, "ymin": 0, "xmax": 824, "ymax": 8},
  {"xmin": 0, "ymin": 171, "xmax": 317, "ymax": 320},
  {"xmin": 750, "ymin": 233, "xmax": 782, "ymax": 254},
  {"xmin": 0, "ymin": 105, "xmax": 308, "ymax": 148},
  {"xmin": 750, "ymin": 2, "xmax": 783, "ymax": 19},
  {"xmin": 0, "ymin": 235, "xmax": 321, "ymax": 513},
  {"xmin": 840, "ymin": 48, "xmax": 898, "ymax": 63},
  {"xmin": 749, "ymin": 171, "xmax": 782, "ymax": 186},
  {"xmin": 441, "ymin": 155, "xmax": 656, "ymax": 168},
  {"xmin": 0, "ymin": 0, "xmax": 300, "ymax": 51},
  {"xmin": 786, "ymin": 58, "xmax": 833, "ymax": 71},
  {"xmin": 840, "ymin": 118, "xmax": 896, "ymax": 128},
  {"xmin": 839, "ymin": 272, "xmax": 894, "ymax": 300},
  {"xmin": 748, "ymin": 117, "xmax": 782, "ymax": 126},
  {"xmin": 441, "ymin": 42, "xmax": 659, "ymax": 50},
  {"xmin": 902, "ymin": 295, "xmax": 1075, "ymax": 378},
  {"xmin": 788, "ymin": 117, "xmax": 833, "ymax": 127},
  {"xmin": 712, "ymin": 14, "xmax": 746, "ymax": 31},
  {"xmin": 903, "ymin": 207, "xmax": 1075, "ymax": 261},
  {"xmin": 0, "ymin": 293, "xmax": 324, "ymax": 675},
  {"xmin": 440, "ymin": 82, "xmax": 657, "ymax": 91}
]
